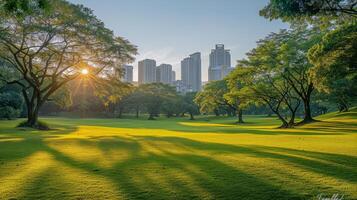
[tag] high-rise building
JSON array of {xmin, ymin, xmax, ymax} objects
[
  {"xmin": 181, "ymin": 52, "xmax": 202, "ymax": 92},
  {"xmin": 156, "ymin": 64, "xmax": 172, "ymax": 84},
  {"xmin": 171, "ymin": 71, "xmax": 176, "ymax": 84},
  {"xmin": 138, "ymin": 59, "xmax": 156, "ymax": 84},
  {"xmin": 181, "ymin": 57, "xmax": 190, "ymax": 89},
  {"xmin": 121, "ymin": 65, "xmax": 133, "ymax": 83},
  {"xmin": 208, "ymin": 44, "xmax": 232, "ymax": 81}
]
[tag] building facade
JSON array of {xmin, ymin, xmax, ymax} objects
[
  {"xmin": 180, "ymin": 52, "xmax": 202, "ymax": 92},
  {"xmin": 138, "ymin": 59, "xmax": 156, "ymax": 84},
  {"xmin": 171, "ymin": 71, "xmax": 176, "ymax": 84},
  {"xmin": 156, "ymin": 64, "xmax": 172, "ymax": 84},
  {"xmin": 208, "ymin": 44, "xmax": 233, "ymax": 81},
  {"xmin": 121, "ymin": 65, "xmax": 133, "ymax": 83}
]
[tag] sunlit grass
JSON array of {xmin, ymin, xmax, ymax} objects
[{"xmin": 0, "ymin": 109, "xmax": 356, "ymax": 199}]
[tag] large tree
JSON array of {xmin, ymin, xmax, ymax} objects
[
  {"xmin": 194, "ymin": 80, "xmax": 236, "ymax": 117},
  {"xmin": 183, "ymin": 92, "xmax": 200, "ymax": 120},
  {"xmin": 260, "ymin": 0, "xmax": 357, "ymax": 22},
  {"xmin": 140, "ymin": 83, "xmax": 177, "ymax": 120},
  {"xmin": 277, "ymin": 28, "xmax": 323, "ymax": 123},
  {"xmin": 0, "ymin": 0, "xmax": 136, "ymax": 128},
  {"xmin": 308, "ymin": 23, "xmax": 357, "ymax": 111}
]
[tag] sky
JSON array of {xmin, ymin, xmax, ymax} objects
[{"xmin": 68, "ymin": 0, "xmax": 289, "ymax": 82}]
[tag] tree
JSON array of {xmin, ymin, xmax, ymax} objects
[
  {"xmin": 161, "ymin": 93, "xmax": 181, "ymax": 118},
  {"xmin": 227, "ymin": 30, "xmax": 310, "ymax": 128},
  {"xmin": 0, "ymin": 91, "xmax": 23, "ymax": 119},
  {"xmin": 94, "ymin": 74, "xmax": 133, "ymax": 116},
  {"xmin": 183, "ymin": 92, "xmax": 200, "ymax": 120},
  {"xmin": 261, "ymin": 0, "xmax": 356, "ymax": 115},
  {"xmin": 260, "ymin": 0, "xmax": 357, "ymax": 22},
  {"xmin": 140, "ymin": 83, "xmax": 177, "ymax": 120},
  {"xmin": 123, "ymin": 88, "xmax": 146, "ymax": 118},
  {"xmin": 277, "ymin": 28, "xmax": 323, "ymax": 123},
  {"xmin": 308, "ymin": 23, "xmax": 357, "ymax": 112},
  {"xmin": 0, "ymin": 0, "xmax": 136, "ymax": 128},
  {"xmin": 224, "ymin": 75, "xmax": 255, "ymax": 124},
  {"xmin": 1, "ymin": 0, "xmax": 50, "ymax": 15},
  {"xmin": 227, "ymin": 65, "xmax": 295, "ymax": 128},
  {"xmin": 194, "ymin": 80, "xmax": 236, "ymax": 117}
]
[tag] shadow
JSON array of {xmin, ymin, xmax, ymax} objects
[
  {"xmin": 38, "ymin": 136, "xmax": 303, "ymax": 199},
  {"xmin": 1, "ymin": 116, "xmax": 356, "ymax": 199},
  {"xmin": 73, "ymin": 116, "xmax": 353, "ymax": 136},
  {"xmin": 135, "ymin": 136, "xmax": 357, "ymax": 183}
]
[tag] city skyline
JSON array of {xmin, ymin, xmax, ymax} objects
[{"xmin": 68, "ymin": 0, "xmax": 289, "ymax": 81}]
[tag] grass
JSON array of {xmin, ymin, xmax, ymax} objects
[{"xmin": 0, "ymin": 109, "xmax": 356, "ymax": 200}]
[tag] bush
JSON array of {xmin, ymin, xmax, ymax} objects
[
  {"xmin": 0, "ymin": 92, "xmax": 23, "ymax": 120},
  {"xmin": 0, "ymin": 92, "xmax": 23, "ymax": 109},
  {"xmin": 0, "ymin": 106, "xmax": 20, "ymax": 119}
]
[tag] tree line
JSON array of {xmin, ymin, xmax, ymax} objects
[
  {"xmin": 195, "ymin": 0, "xmax": 356, "ymax": 128},
  {"xmin": 0, "ymin": 0, "xmax": 356, "ymax": 129}
]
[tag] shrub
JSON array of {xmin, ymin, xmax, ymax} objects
[
  {"xmin": 0, "ymin": 92, "xmax": 23, "ymax": 119},
  {"xmin": 0, "ymin": 106, "xmax": 20, "ymax": 119}
]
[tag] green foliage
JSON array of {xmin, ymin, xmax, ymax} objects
[
  {"xmin": 0, "ymin": 106, "xmax": 20, "ymax": 119},
  {"xmin": 308, "ymin": 23, "xmax": 357, "ymax": 92},
  {"xmin": 308, "ymin": 23, "xmax": 357, "ymax": 111},
  {"xmin": 1, "ymin": 0, "xmax": 50, "ymax": 16},
  {"xmin": 183, "ymin": 92, "xmax": 200, "ymax": 120},
  {"xmin": 0, "ymin": 91, "xmax": 23, "ymax": 119},
  {"xmin": 0, "ymin": 0, "xmax": 137, "ymax": 127},
  {"xmin": 0, "ymin": 91, "xmax": 23, "ymax": 109},
  {"xmin": 139, "ymin": 83, "xmax": 177, "ymax": 120},
  {"xmin": 195, "ymin": 80, "xmax": 235, "ymax": 116},
  {"xmin": 260, "ymin": 0, "xmax": 356, "ymax": 23},
  {"xmin": 94, "ymin": 75, "xmax": 134, "ymax": 108}
]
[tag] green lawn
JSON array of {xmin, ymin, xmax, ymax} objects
[{"xmin": 0, "ymin": 110, "xmax": 356, "ymax": 200}]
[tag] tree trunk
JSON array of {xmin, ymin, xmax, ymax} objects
[
  {"xmin": 214, "ymin": 109, "xmax": 219, "ymax": 116},
  {"xmin": 148, "ymin": 113, "xmax": 155, "ymax": 120},
  {"xmin": 118, "ymin": 107, "xmax": 123, "ymax": 118},
  {"xmin": 237, "ymin": 109, "xmax": 244, "ymax": 123},
  {"xmin": 298, "ymin": 96, "xmax": 315, "ymax": 125},
  {"xmin": 135, "ymin": 106, "xmax": 139, "ymax": 118},
  {"xmin": 27, "ymin": 108, "xmax": 39, "ymax": 127},
  {"xmin": 338, "ymin": 99, "xmax": 349, "ymax": 112},
  {"xmin": 189, "ymin": 113, "xmax": 194, "ymax": 120},
  {"xmin": 277, "ymin": 113, "xmax": 290, "ymax": 128},
  {"xmin": 288, "ymin": 111, "xmax": 296, "ymax": 126},
  {"xmin": 24, "ymin": 99, "xmax": 48, "ymax": 130}
]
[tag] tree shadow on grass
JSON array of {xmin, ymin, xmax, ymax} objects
[
  {"xmin": 1, "ymin": 120, "xmax": 356, "ymax": 200},
  {"xmin": 136, "ymin": 136, "xmax": 357, "ymax": 184},
  {"xmin": 0, "ymin": 123, "xmax": 78, "ymax": 164},
  {"xmin": 78, "ymin": 118, "xmax": 352, "ymax": 136},
  {"xmin": 5, "ymin": 134, "xmax": 355, "ymax": 199},
  {"xmin": 39, "ymin": 138, "xmax": 302, "ymax": 199}
]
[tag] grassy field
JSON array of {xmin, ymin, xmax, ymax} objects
[{"xmin": 0, "ymin": 110, "xmax": 356, "ymax": 200}]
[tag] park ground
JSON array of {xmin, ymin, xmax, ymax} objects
[{"xmin": 0, "ymin": 110, "xmax": 356, "ymax": 200}]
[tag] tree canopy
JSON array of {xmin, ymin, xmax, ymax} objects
[{"xmin": 0, "ymin": 0, "xmax": 137, "ymax": 128}]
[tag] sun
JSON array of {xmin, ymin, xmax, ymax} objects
[{"xmin": 81, "ymin": 69, "xmax": 89, "ymax": 75}]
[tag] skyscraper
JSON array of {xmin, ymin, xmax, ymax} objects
[
  {"xmin": 156, "ymin": 64, "xmax": 172, "ymax": 84},
  {"xmin": 138, "ymin": 59, "xmax": 156, "ymax": 84},
  {"xmin": 181, "ymin": 57, "xmax": 190, "ymax": 90},
  {"xmin": 171, "ymin": 71, "xmax": 176, "ymax": 84},
  {"xmin": 181, "ymin": 52, "xmax": 202, "ymax": 92},
  {"xmin": 121, "ymin": 65, "xmax": 133, "ymax": 83},
  {"xmin": 208, "ymin": 44, "xmax": 232, "ymax": 81}
]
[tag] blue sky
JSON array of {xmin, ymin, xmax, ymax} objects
[{"xmin": 68, "ymin": 0, "xmax": 288, "ymax": 81}]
